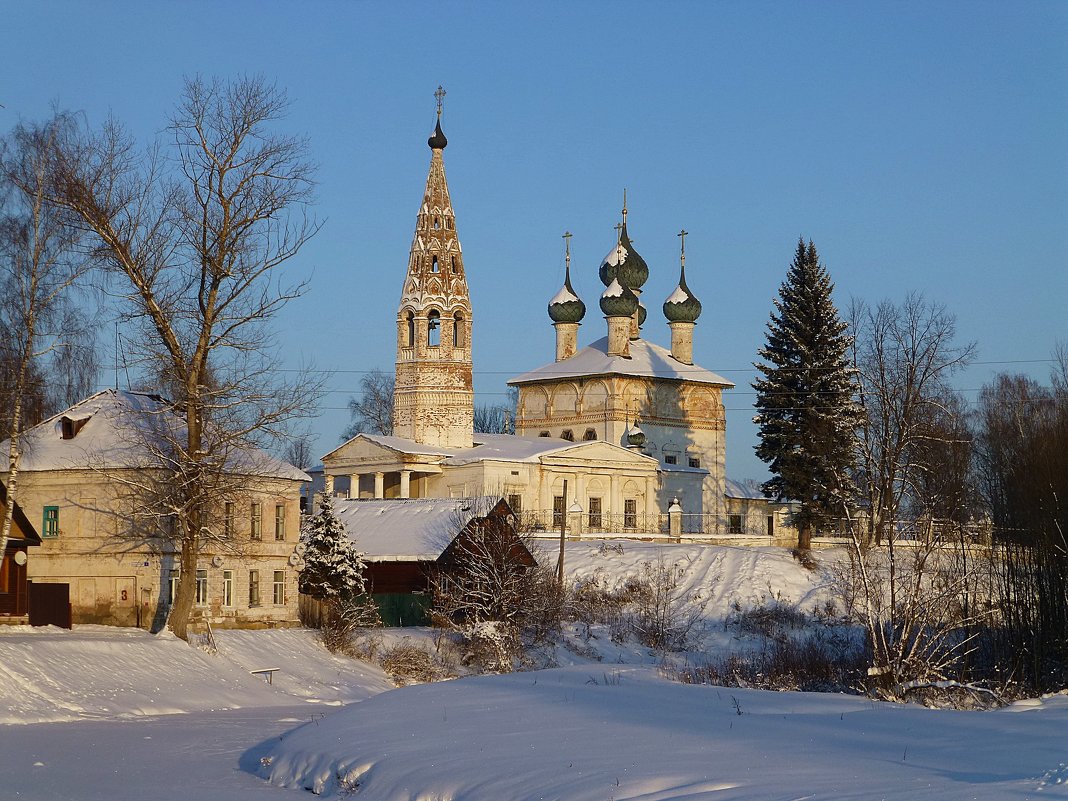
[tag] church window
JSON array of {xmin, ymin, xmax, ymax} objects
[
  {"xmin": 583, "ymin": 428, "xmax": 597, "ymax": 441},
  {"xmin": 623, "ymin": 499, "xmax": 637, "ymax": 529},
  {"xmin": 729, "ymin": 514, "xmax": 743, "ymax": 534},
  {"xmin": 561, "ymin": 429, "xmax": 574, "ymax": 441},
  {"xmin": 664, "ymin": 454, "xmax": 678, "ymax": 465},
  {"xmin": 588, "ymin": 497, "xmax": 603, "ymax": 529},
  {"xmin": 767, "ymin": 515, "xmax": 775, "ymax": 537},
  {"xmin": 688, "ymin": 456, "xmax": 701, "ymax": 469},
  {"xmin": 453, "ymin": 312, "xmax": 464, "ymax": 347},
  {"xmin": 428, "ymin": 311, "xmax": 441, "ymax": 346},
  {"xmin": 450, "ymin": 256, "xmax": 457, "ymax": 273},
  {"xmin": 431, "ymin": 256, "xmax": 439, "ymax": 273},
  {"xmin": 406, "ymin": 312, "xmax": 415, "ymax": 347},
  {"xmin": 434, "ymin": 217, "xmax": 440, "ymax": 230}
]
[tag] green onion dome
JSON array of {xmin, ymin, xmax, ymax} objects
[
  {"xmin": 548, "ymin": 264, "xmax": 586, "ymax": 323},
  {"xmin": 598, "ymin": 222, "xmax": 649, "ymax": 290},
  {"xmin": 428, "ymin": 119, "xmax": 448, "ymax": 150},
  {"xmin": 625, "ymin": 422, "xmax": 647, "ymax": 448},
  {"xmin": 599, "ymin": 278, "xmax": 639, "ymax": 318},
  {"xmin": 663, "ymin": 263, "xmax": 702, "ymax": 323},
  {"xmin": 637, "ymin": 301, "xmax": 647, "ymax": 328}
]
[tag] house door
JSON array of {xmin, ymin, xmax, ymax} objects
[{"xmin": 0, "ymin": 547, "xmax": 29, "ymax": 616}]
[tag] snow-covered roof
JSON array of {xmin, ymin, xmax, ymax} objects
[
  {"xmin": 345, "ymin": 432, "xmax": 653, "ymax": 467},
  {"xmin": 332, "ymin": 497, "xmax": 498, "ymax": 561},
  {"xmin": 1, "ymin": 390, "xmax": 308, "ymax": 482},
  {"xmin": 724, "ymin": 479, "xmax": 773, "ymax": 500},
  {"xmin": 508, "ymin": 336, "xmax": 734, "ymax": 387}
]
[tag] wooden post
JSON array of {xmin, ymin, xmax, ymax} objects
[{"xmin": 557, "ymin": 479, "xmax": 567, "ymax": 585}]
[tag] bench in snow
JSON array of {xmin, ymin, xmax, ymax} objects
[{"xmin": 250, "ymin": 668, "xmax": 280, "ymax": 685}]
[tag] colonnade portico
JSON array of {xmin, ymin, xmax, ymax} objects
[{"xmin": 324, "ymin": 466, "xmax": 434, "ymax": 500}]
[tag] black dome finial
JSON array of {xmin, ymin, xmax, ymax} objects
[{"xmin": 428, "ymin": 86, "xmax": 448, "ymax": 149}]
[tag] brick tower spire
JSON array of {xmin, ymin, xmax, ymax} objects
[{"xmin": 393, "ymin": 87, "xmax": 474, "ymax": 448}]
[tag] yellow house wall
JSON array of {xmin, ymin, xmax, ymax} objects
[{"xmin": 7, "ymin": 468, "xmax": 304, "ymax": 628}]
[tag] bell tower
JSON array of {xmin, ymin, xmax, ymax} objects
[{"xmin": 393, "ymin": 87, "xmax": 474, "ymax": 449}]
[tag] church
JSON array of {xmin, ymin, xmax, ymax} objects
[{"xmin": 321, "ymin": 96, "xmax": 791, "ymax": 541}]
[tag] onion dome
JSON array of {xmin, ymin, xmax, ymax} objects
[
  {"xmin": 598, "ymin": 222, "xmax": 649, "ymax": 291},
  {"xmin": 637, "ymin": 301, "xmax": 647, "ymax": 328},
  {"xmin": 625, "ymin": 422, "xmax": 647, "ymax": 448},
  {"xmin": 599, "ymin": 278, "xmax": 639, "ymax": 318},
  {"xmin": 428, "ymin": 118, "xmax": 448, "ymax": 150},
  {"xmin": 663, "ymin": 262, "xmax": 703, "ymax": 323},
  {"xmin": 548, "ymin": 262, "xmax": 586, "ymax": 323}
]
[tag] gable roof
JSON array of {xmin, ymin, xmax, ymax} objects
[
  {"xmin": 0, "ymin": 390, "xmax": 308, "ymax": 482},
  {"xmin": 331, "ymin": 497, "xmax": 500, "ymax": 561},
  {"xmin": 508, "ymin": 336, "xmax": 734, "ymax": 388}
]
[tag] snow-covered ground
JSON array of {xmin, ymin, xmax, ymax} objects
[{"xmin": 2, "ymin": 543, "xmax": 1065, "ymax": 800}]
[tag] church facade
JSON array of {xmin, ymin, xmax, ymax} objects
[{"xmin": 322, "ymin": 99, "xmax": 793, "ymax": 541}]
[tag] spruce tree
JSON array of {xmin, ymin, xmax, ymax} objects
[
  {"xmin": 298, "ymin": 494, "xmax": 368, "ymax": 601},
  {"xmin": 753, "ymin": 238, "xmax": 861, "ymax": 550}
]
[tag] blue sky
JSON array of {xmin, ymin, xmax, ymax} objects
[{"xmin": 4, "ymin": 1, "xmax": 1066, "ymax": 479}]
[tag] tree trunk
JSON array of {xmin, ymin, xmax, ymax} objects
[
  {"xmin": 168, "ymin": 533, "xmax": 199, "ymax": 640},
  {"xmin": 797, "ymin": 524, "xmax": 812, "ymax": 551}
]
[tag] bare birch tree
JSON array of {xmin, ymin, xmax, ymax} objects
[
  {"xmin": 843, "ymin": 293, "xmax": 984, "ymax": 695},
  {"xmin": 46, "ymin": 76, "xmax": 321, "ymax": 639},
  {"xmin": 0, "ymin": 114, "xmax": 93, "ymax": 556}
]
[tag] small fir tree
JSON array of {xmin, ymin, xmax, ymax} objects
[
  {"xmin": 753, "ymin": 238, "xmax": 861, "ymax": 550},
  {"xmin": 299, "ymin": 493, "xmax": 368, "ymax": 602}
]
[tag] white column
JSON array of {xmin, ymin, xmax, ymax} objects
[
  {"xmin": 374, "ymin": 472, "xmax": 385, "ymax": 500},
  {"xmin": 349, "ymin": 474, "xmax": 360, "ymax": 499},
  {"xmin": 400, "ymin": 470, "xmax": 411, "ymax": 499},
  {"xmin": 325, "ymin": 474, "xmax": 335, "ymax": 496}
]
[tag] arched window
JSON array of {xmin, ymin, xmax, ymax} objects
[
  {"xmin": 406, "ymin": 311, "xmax": 415, "ymax": 347},
  {"xmin": 583, "ymin": 428, "xmax": 597, "ymax": 441},
  {"xmin": 431, "ymin": 256, "xmax": 439, "ymax": 273},
  {"xmin": 451, "ymin": 255, "xmax": 457, "ymax": 273},
  {"xmin": 561, "ymin": 429, "xmax": 574, "ymax": 442},
  {"xmin": 428, "ymin": 310, "xmax": 441, "ymax": 347},
  {"xmin": 434, "ymin": 217, "xmax": 440, "ymax": 230},
  {"xmin": 453, "ymin": 312, "xmax": 465, "ymax": 347}
]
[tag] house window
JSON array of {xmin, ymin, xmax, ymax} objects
[
  {"xmin": 588, "ymin": 497, "xmax": 603, "ymax": 529},
  {"xmin": 250, "ymin": 503, "xmax": 262, "ymax": 540},
  {"xmin": 273, "ymin": 570, "xmax": 286, "ymax": 605},
  {"xmin": 167, "ymin": 568, "xmax": 180, "ymax": 605},
  {"xmin": 274, "ymin": 504, "xmax": 286, "ymax": 541},
  {"xmin": 624, "ymin": 499, "xmax": 637, "ymax": 529},
  {"xmin": 729, "ymin": 514, "xmax": 743, "ymax": 534},
  {"xmin": 583, "ymin": 428, "xmax": 597, "ymax": 441},
  {"xmin": 688, "ymin": 456, "xmax": 701, "ymax": 468},
  {"xmin": 664, "ymin": 454, "xmax": 678, "ymax": 465},
  {"xmin": 195, "ymin": 569, "xmax": 208, "ymax": 606},
  {"xmin": 561, "ymin": 429, "xmax": 574, "ymax": 442},
  {"xmin": 223, "ymin": 502, "xmax": 234, "ymax": 538},
  {"xmin": 552, "ymin": 495, "xmax": 564, "ymax": 528},
  {"xmin": 223, "ymin": 570, "xmax": 234, "ymax": 608},
  {"xmin": 767, "ymin": 515, "xmax": 775, "ymax": 537},
  {"xmin": 249, "ymin": 570, "xmax": 261, "ymax": 606},
  {"xmin": 42, "ymin": 506, "xmax": 59, "ymax": 538},
  {"xmin": 507, "ymin": 494, "xmax": 522, "ymax": 515}
]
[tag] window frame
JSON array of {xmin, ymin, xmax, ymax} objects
[
  {"xmin": 274, "ymin": 504, "xmax": 286, "ymax": 541},
  {"xmin": 195, "ymin": 568, "xmax": 208, "ymax": 606},
  {"xmin": 223, "ymin": 501, "xmax": 235, "ymax": 538},
  {"xmin": 249, "ymin": 570, "xmax": 261, "ymax": 606},
  {"xmin": 623, "ymin": 498, "xmax": 637, "ymax": 529},
  {"xmin": 250, "ymin": 502, "xmax": 262, "ymax": 540},
  {"xmin": 222, "ymin": 570, "xmax": 234, "ymax": 608},
  {"xmin": 588, "ymin": 497, "xmax": 603, "ymax": 529},
  {"xmin": 273, "ymin": 570, "xmax": 286, "ymax": 605},
  {"xmin": 729, "ymin": 514, "xmax": 743, "ymax": 534},
  {"xmin": 42, "ymin": 506, "xmax": 59, "ymax": 538}
]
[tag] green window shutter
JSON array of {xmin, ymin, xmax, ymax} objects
[{"xmin": 42, "ymin": 506, "xmax": 60, "ymax": 538}]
